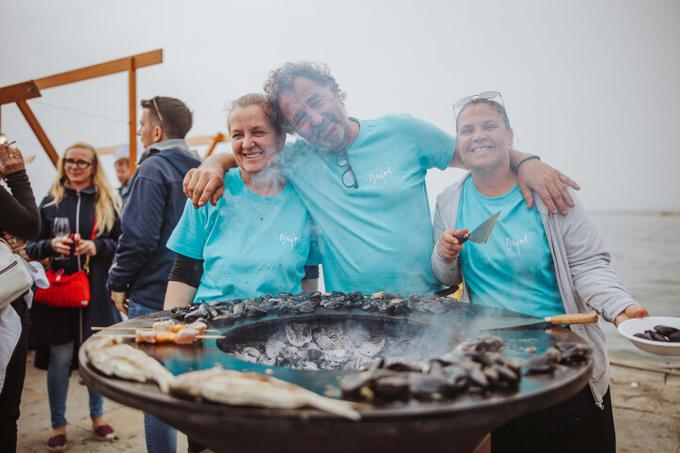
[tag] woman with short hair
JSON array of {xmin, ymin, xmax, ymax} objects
[{"xmin": 165, "ymin": 93, "xmax": 319, "ymax": 310}]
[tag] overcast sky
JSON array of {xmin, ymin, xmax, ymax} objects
[{"xmin": 2, "ymin": 0, "xmax": 679, "ymax": 212}]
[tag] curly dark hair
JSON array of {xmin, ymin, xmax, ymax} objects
[{"xmin": 263, "ymin": 61, "xmax": 346, "ymax": 132}]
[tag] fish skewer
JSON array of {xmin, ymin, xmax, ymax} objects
[
  {"xmin": 92, "ymin": 320, "xmax": 214, "ymax": 334},
  {"xmin": 91, "ymin": 326, "xmax": 218, "ymax": 333},
  {"xmin": 106, "ymin": 329, "xmax": 226, "ymax": 344}
]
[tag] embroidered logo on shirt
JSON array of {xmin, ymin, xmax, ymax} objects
[
  {"xmin": 367, "ymin": 166, "xmax": 393, "ymax": 184},
  {"xmin": 505, "ymin": 233, "xmax": 529, "ymax": 256},
  {"xmin": 279, "ymin": 232, "xmax": 301, "ymax": 249}
]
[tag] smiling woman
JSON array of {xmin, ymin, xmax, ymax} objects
[
  {"xmin": 431, "ymin": 95, "xmax": 648, "ymax": 453},
  {"xmin": 25, "ymin": 142, "xmax": 122, "ymax": 449},
  {"xmin": 164, "ymin": 93, "xmax": 320, "ymax": 311},
  {"xmin": 228, "ymin": 94, "xmax": 286, "ymax": 194}
]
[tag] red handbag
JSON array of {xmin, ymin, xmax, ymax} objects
[
  {"xmin": 34, "ymin": 268, "xmax": 91, "ymax": 308},
  {"xmin": 34, "ymin": 220, "xmax": 96, "ymax": 309}
]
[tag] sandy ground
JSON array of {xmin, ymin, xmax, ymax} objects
[
  {"xmin": 17, "ymin": 353, "xmax": 187, "ymax": 452},
  {"xmin": 15, "ymin": 352, "xmax": 680, "ymax": 452},
  {"xmin": 607, "ymin": 351, "xmax": 680, "ymax": 453}
]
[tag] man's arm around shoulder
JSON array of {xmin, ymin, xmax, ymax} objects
[{"xmin": 183, "ymin": 153, "xmax": 235, "ymax": 208}]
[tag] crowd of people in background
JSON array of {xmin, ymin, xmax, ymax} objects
[{"xmin": 0, "ymin": 61, "xmax": 648, "ymax": 453}]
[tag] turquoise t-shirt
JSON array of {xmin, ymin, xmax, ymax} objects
[
  {"xmin": 456, "ymin": 176, "xmax": 565, "ymax": 318},
  {"xmin": 282, "ymin": 114, "xmax": 454, "ymax": 295},
  {"xmin": 166, "ymin": 168, "xmax": 318, "ymax": 302}
]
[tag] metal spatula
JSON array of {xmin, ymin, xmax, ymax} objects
[{"xmin": 477, "ymin": 312, "xmax": 599, "ymax": 331}]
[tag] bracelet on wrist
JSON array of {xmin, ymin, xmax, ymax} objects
[{"xmin": 513, "ymin": 155, "xmax": 540, "ymax": 173}]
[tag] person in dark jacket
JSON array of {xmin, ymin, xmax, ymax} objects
[
  {"xmin": 0, "ymin": 138, "xmax": 40, "ymax": 453},
  {"xmin": 107, "ymin": 96, "xmax": 200, "ymax": 453},
  {"xmin": 26, "ymin": 142, "xmax": 122, "ymax": 452}
]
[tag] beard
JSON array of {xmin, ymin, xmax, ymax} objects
[{"xmin": 308, "ymin": 118, "xmax": 348, "ymax": 152}]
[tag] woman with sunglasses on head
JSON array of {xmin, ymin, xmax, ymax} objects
[
  {"xmin": 165, "ymin": 93, "xmax": 319, "ymax": 313},
  {"xmin": 26, "ymin": 143, "xmax": 122, "ymax": 451},
  {"xmin": 430, "ymin": 94, "xmax": 647, "ymax": 453}
]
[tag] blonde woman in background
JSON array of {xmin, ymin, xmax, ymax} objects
[{"xmin": 26, "ymin": 143, "xmax": 122, "ymax": 452}]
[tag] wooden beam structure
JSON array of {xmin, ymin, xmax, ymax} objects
[
  {"xmin": 0, "ymin": 81, "xmax": 41, "ymax": 105},
  {"xmin": 34, "ymin": 49, "xmax": 162, "ymax": 90},
  {"xmin": 204, "ymin": 132, "xmax": 229, "ymax": 158},
  {"xmin": 0, "ymin": 49, "xmax": 163, "ymax": 168},
  {"xmin": 16, "ymin": 100, "xmax": 59, "ymax": 165},
  {"xmin": 127, "ymin": 59, "xmax": 138, "ymax": 171},
  {"xmin": 95, "ymin": 133, "xmax": 231, "ymax": 159}
]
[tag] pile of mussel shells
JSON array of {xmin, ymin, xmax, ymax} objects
[
  {"xmin": 340, "ymin": 337, "xmax": 592, "ymax": 402},
  {"xmin": 169, "ymin": 290, "xmax": 455, "ymax": 325},
  {"xmin": 523, "ymin": 341, "xmax": 591, "ymax": 375},
  {"xmin": 341, "ymin": 336, "xmax": 521, "ymax": 401},
  {"xmin": 634, "ymin": 325, "xmax": 680, "ymax": 343}
]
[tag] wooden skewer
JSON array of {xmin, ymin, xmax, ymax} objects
[
  {"xmin": 91, "ymin": 326, "xmax": 219, "ymax": 333},
  {"xmin": 112, "ymin": 334, "xmax": 226, "ymax": 340}
]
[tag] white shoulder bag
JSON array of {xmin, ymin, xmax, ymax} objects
[{"xmin": 0, "ymin": 238, "xmax": 33, "ymax": 309}]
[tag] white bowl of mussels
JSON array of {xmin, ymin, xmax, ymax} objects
[{"xmin": 618, "ymin": 316, "xmax": 680, "ymax": 356}]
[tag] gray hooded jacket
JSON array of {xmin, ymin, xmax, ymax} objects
[{"xmin": 431, "ymin": 176, "xmax": 637, "ymax": 405}]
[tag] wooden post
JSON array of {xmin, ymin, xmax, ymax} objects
[
  {"xmin": 204, "ymin": 132, "xmax": 227, "ymax": 158},
  {"xmin": 16, "ymin": 100, "xmax": 59, "ymax": 166},
  {"xmin": 128, "ymin": 58, "xmax": 137, "ymax": 172}
]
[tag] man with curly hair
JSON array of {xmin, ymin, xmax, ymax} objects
[{"xmin": 184, "ymin": 62, "xmax": 578, "ymax": 295}]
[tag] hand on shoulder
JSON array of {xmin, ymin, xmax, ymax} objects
[{"xmin": 516, "ymin": 157, "xmax": 580, "ymax": 216}]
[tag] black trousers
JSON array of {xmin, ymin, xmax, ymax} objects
[
  {"xmin": 0, "ymin": 298, "xmax": 30, "ymax": 452},
  {"xmin": 188, "ymin": 436, "xmax": 209, "ymax": 453},
  {"xmin": 492, "ymin": 385, "xmax": 615, "ymax": 453}
]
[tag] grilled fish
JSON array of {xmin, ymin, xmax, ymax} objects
[
  {"xmin": 85, "ymin": 335, "xmax": 175, "ymax": 392},
  {"xmin": 171, "ymin": 366, "xmax": 361, "ymax": 421}
]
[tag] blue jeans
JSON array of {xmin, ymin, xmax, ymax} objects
[
  {"xmin": 48, "ymin": 342, "xmax": 103, "ymax": 428},
  {"xmin": 128, "ymin": 300, "xmax": 177, "ymax": 453}
]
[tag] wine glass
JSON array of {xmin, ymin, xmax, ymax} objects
[{"xmin": 53, "ymin": 217, "xmax": 71, "ymax": 260}]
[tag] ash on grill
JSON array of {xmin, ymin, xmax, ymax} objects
[{"xmin": 223, "ymin": 319, "xmax": 421, "ymax": 370}]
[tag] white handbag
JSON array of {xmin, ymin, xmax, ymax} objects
[{"xmin": 0, "ymin": 238, "xmax": 33, "ymax": 309}]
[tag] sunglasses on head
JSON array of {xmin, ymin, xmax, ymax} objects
[
  {"xmin": 151, "ymin": 97, "xmax": 165, "ymax": 128},
  {"xmin": 453, "ymin": 91, "xmax": 504, "ymax": 117}
]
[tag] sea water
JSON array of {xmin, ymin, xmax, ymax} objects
[{"xmin": 591, "ymin": 212, "xmax": 680, "ymax": 362}]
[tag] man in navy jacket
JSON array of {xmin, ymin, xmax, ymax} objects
[{"xmin": 107, "ymin": 96, "xmax": 199, "ymax": 453}]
